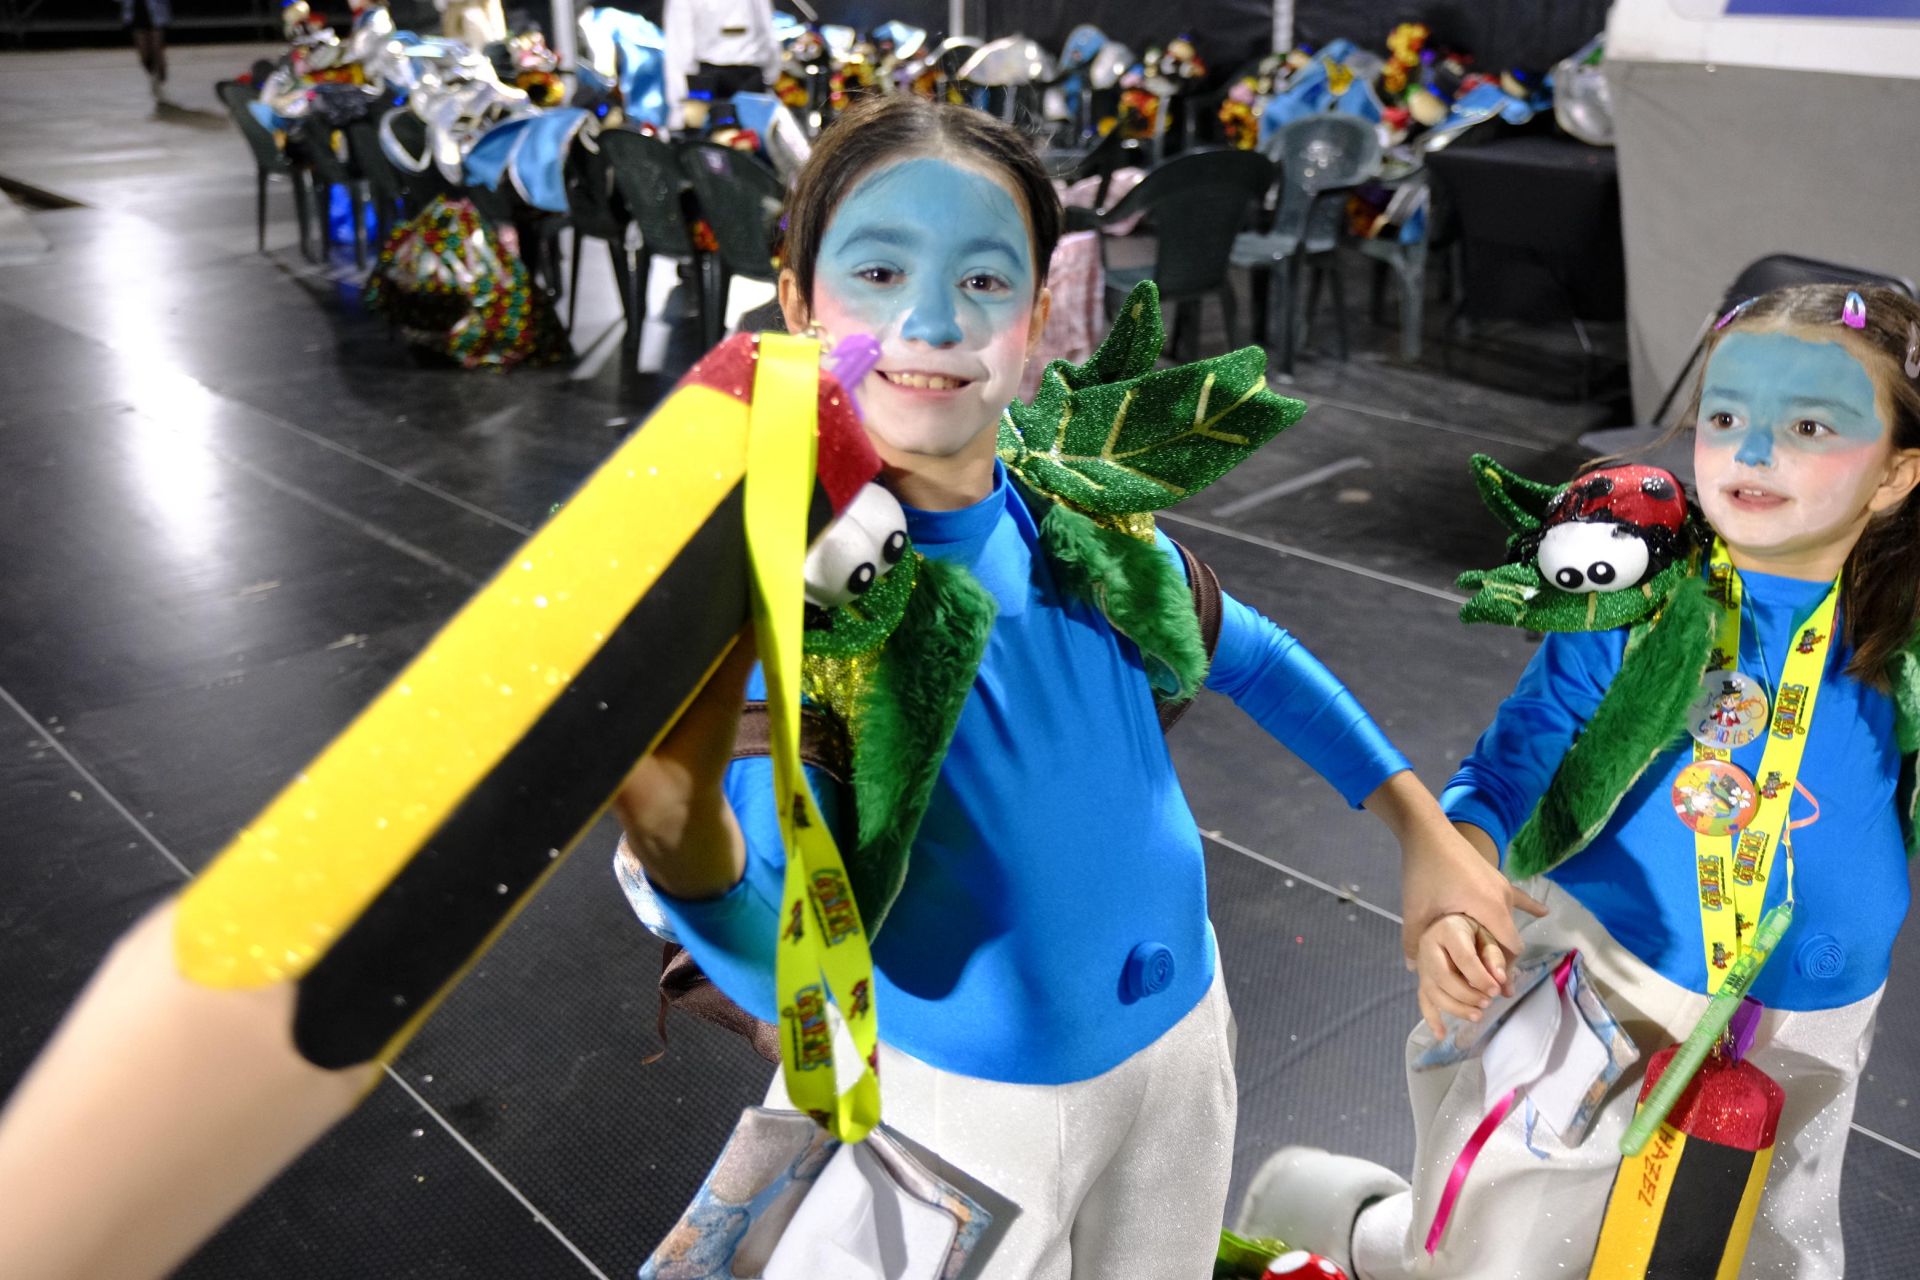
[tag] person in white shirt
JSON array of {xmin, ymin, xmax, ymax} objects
[
  {"xmin": 436, "ymin": 0, "xmax": 507, "ymax": 52},
  {"xmin": 664, "ymin": 0, "xmax": 783, "ymax": 129}
]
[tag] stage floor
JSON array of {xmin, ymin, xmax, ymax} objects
[{"xmin": 2, "ymin": 42, "xmax": 1915, "ymax": 1279}]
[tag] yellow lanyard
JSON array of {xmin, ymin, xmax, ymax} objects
[
  {"xmin": 745, "ymin": 334, "xmax": 882, "ymax": 1142},
  {"xmin": 1692, "ymin": 541, "xmax": 1839, "ymax": 994}
]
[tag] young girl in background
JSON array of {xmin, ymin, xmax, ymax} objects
[{"xmin": 1249, "ymin": 283, "xmax": 1920, "ymax": 1279}]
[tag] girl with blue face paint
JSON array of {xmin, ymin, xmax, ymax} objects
[
  {"xmin": 615, "ymin": 94, "xmax": 1535, "ymax": 1279},
  {"xmin": 1261, "ymin": 286, "xmax": 1920, "ymax": 1279},
  {"xmin": 777, "ymin": 117, "xmax": 1054, "ymax": 511}
]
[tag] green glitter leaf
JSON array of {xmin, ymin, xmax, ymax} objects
[
  {"xmin": 997, "ymin": 280, "xmax": 1306, "ymax": 517},
  {"xmin": 1469, "ymin": 452, "xmax": 1564, "ymax": 539}
]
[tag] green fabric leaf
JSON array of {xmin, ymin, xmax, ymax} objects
[
  {"xmin": 998, "ymin": 280, "xmax": 1306, "ymax": 517},
  {"xmin": 1468, "ymin": 452, "xmax": 1561, "ymax": 539},
  {"xmin": 1457, "ymin": 556, "xmax": 1695, "ymax": 633}
]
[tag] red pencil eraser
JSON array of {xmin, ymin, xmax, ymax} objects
[{"xmin": 678, "ymin": 334, "xmax": 881, "ymax": 517}]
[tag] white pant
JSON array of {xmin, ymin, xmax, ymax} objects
[
  {"xmin": 766, "ymin": 967, "xmax": 1239, "ymax": 1279},
  {"xmin": 1352, "ymin": 877, "xmax": 1879, "ymax": 1280}
]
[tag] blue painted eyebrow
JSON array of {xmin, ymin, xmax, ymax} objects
[
  {"xmin": 956, "ymin": 235, "xmax": 1025, "ymax": 267},
  {"xmin": 1785, "ymin": 396, "xmax": 1867, "ymax": 417},
  {"xmin": 831, "ymin": 225, "xmax": 924, "ymax": 253}
]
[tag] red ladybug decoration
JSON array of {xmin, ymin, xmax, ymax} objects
[
  {"xmin": 1526, "ymin": 464, "xmax": 1688, "ymax": 594},
  {"xmin": 1263, "ymin": 1251, "xmax": 1350, "ymax": 1279}
]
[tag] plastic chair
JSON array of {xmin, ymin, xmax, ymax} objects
[
  {"xmin": 1047, "ymin": 124, "xmax": 1142, "ymax": 209},
  {"xmin": 1578, "ymin": 253, "xmax": 1919, "ymax": 475},
  {"xmin": 1349, "ymin": 172, "xmax": 1434, "ymax": 362},
  {"xmin": 679, "ymin": 143, "xmax": 785, "ymax": 350},
  {"xmin": 214, "ymin": 80, "xmax": 314, "ymax": 258},
  {"xmin": 297, "ymin": 118, "xmax": 370, "ymax": 269},
  {"xmin": 1230, "ymin": 113, "xmax": 1381, "ymax": 374},
  {"xmin": 600, "ymin": 126, "xmax": 711, "ymax": 348},
  {"xmin": 1072, "ymin": 147, "xmax": 1273, "ymax": 361},
  {"xmin": 560, "ymin": 131, "xmax": 637, "ymax": 347}
]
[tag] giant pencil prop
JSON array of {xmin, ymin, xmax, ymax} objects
[{"xmin": 172, "ymin": 333, "xmax": 881, "ymax": 1070}]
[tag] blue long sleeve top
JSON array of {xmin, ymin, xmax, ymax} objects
[
  {"xmin": 1442, "ymin": 569, "xmax": 1909, "ymax": 1010},
  {"xmin": 647, "ymin": 462, "xmax": 1410, "ymax": 1084}
]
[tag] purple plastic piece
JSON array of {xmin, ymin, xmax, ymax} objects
[
  {"xmin": 1727, "ymin": 995, "xmax": 1763, "ymax": 1062},
  {"xmin": 823, "ymin": 334, "xmax": 882, "ymax": 420}
]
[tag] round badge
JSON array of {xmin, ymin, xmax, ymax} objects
[
  {"xmin": 1685, "ymin": 669, "xmax": 1770, "ymax": 749},
  {"xmin": 1671, "ymin": 759, "xmax": 1760, "ymax": 837}
]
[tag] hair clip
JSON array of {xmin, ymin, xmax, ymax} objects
[
  {"xmin": 1905, "ymin": 321, "xmax": 1920, "ymax": 379},
  {"xmin": 1713, "ymin": 297, "xmax": 1756, "ymax": 331},
  {"xmin": 1842, "ymin": 291, "xmax": 1867, "ymax": 330}
]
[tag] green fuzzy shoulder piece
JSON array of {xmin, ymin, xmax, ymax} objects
[
  {"xmin": 1506, "ymin": 573, "xmax": 1718, "ymax": 878},
  {"xmin": 997, "ymin": 280, "xmax": 1307, "ymax": 517},
  {"xmin": 1038, "ymin": 501, "xmax": 1210, "ymax": 700},
  {"xmin": 1455, "ymin": 454, "xmax": 1699, "ymax": 633},
  {"xmin": 801, "ymin": 557, "xmax": 997, "ymax": 932}
]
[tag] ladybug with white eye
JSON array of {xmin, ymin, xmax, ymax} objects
[
  {"xmin": 803, "ymin": 482, "xmax": 909, "ymax": 609},
  {"xmin": 1521, "ymin": 464, "xmax": 1689, "ymax": 595},
  {"xmin": 1263, "ymin": 1251, "xmax": 1350, "ymax": 1279}
]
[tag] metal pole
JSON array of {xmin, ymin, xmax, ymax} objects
[
  {"xmin": 550, "ymin": 0, "xmax": 577, "ymax": 71},
  {"xmin": 1272, "ymin": 0, "xmax": 1293, "ymax": 52},
  {"xmin": 948, "ymin": 0, "xmax": 966, "ymax": 40}
]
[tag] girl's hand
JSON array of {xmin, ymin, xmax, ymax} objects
[
  {"xmin": 1364, "ymin": 773, "xmax": 1547, "ymax": 971},
  {"xmin": 1417, "ymin": 913, "xmax": 1510, "ymax": 1039}
]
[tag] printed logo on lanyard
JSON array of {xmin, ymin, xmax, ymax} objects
[{"xmin": 1679, "ymin": 541, "xmax": 1839, "ymax": 995}]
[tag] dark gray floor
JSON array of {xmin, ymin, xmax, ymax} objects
[{"xmin": 1, "ymin": 44, "xmax": 1915, "ymax": 1280}]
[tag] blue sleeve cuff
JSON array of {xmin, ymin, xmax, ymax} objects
[
  {"xmin": 1439, "ymin": 783, "xmax": 1512, "ymax": 867},
  {"xmin": 650, "ymin": 864, "xmax": 782, "ymax": 1024}
]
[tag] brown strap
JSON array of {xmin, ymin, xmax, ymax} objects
[
  {"xmin": 733, "ymin": 701, "xmax": 851, "ymax": 784},
  {"xmin": 650, "ymin": 941, "xmax": 782, "ymax": 1065},
  {"xmin": 1158, "ymin": 538, "xmax": 1224, "ymax": 734}
]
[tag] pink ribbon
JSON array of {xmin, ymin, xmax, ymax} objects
[{"xmin": 1423, "ymin": 952, "xmax": 1577, "ymax": 1255}]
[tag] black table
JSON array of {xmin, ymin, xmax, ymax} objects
[{"xmin": 1427, "ymin": 133, "xmax": 1624, "ymax": 321}]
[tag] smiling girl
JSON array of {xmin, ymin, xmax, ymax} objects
[
  {"xmin": 1251, "ymin": 284, "xmax": 1920, "ymax": 1279},
  {"xmin": 613, "ymin": 95, "xmax": 1531, "ymax": 1277}
]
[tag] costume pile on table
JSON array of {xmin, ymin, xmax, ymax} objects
[{"xmin": 1236, "ymin": 454, "xmax": 1920, "ymax": 1279}]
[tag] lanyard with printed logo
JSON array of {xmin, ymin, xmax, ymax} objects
[
  {"xmin": 1683, "ymin": 540, "xmax": 1838, "ymax": 995},
  {"xmin": 745, "ymin": 333, "xmax": 882, "ymax": 1142}
]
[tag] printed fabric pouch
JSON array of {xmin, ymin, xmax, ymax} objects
[
  {"xmin": 1412, "ymin": 949, "xmax": 1642, "ymax": 1252},
  {"xmin": 640, "ymin": 1107, "xmax": 998, "ymax": 1280},
  {"xmin": 1416, "ymin": 948, "xmax": 1640, "ymax": 1149}
]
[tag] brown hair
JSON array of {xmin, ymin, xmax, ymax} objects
[
  {"xmin": 782, "ymin": 95, "xmax": 1064, "ymax": 307},
  {"xmin": 1674, "ymin": 284, "xmax": 1920, "ymax": 686}
]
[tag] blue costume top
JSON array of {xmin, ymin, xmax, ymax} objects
[
  {"xmin": 1443, "ymin": 569, "xmax": 1909, "ymax": 1010},
  {"xmin": 651, "ymin": 462, "xmax": 1409, "ymax": 1084}
]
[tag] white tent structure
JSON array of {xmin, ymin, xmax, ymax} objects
[{"xmin": 1605, "ymin": 0, "xmax": 1920, "ymax": 420}]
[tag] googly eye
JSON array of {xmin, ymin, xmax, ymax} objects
[
  {"xmin": 803, "ymin": 483, "xmax": 910, "ymax": 608},
  {"xmin": 1538, "ymin": 521, "xmax": 1651, "ymax": 594}
]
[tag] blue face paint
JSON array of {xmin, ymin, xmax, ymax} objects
[
  {"xmin": 1694, "ymin": 328, "xmax": 1901, "ymax": 579},
  {"xmin": 810, "ymin": 155, "xmax": 1041, "ymax": 460},
  {"xmin": 813, "ymin": 156, "xmax": 1034, "ymax": 349},
  {"xmin": 1698, "ymin": 331, "xmax": 1886, "ymax": 465}
]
